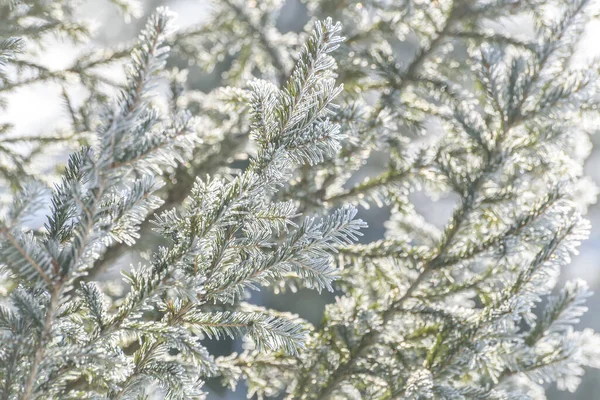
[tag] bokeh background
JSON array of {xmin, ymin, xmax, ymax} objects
[{"xmin": 2, "ymin": 1, "xmax": 600, "ymax": 398}]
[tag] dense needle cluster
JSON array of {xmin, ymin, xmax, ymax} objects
[{"xmin": 1, "ymin": 0, "xmax": 600, "ymax": 399}]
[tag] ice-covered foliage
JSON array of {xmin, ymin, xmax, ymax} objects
[{"xmin": 1, "ymin": 0, "xmax": 599, "ymax": 399}]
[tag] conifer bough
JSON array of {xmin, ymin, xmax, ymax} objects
[{"xmin": 1, "ymin": 0, "xmax": 600, "ymax": 399}]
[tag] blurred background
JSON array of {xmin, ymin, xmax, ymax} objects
[{"xmin": 2, "ymin": 0, "xmax": 600, "ymax": 398}]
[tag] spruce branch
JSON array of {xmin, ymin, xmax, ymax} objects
[{"xmin": 1, "ymin": 1, "xmax": 599, "ymax": 398}]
